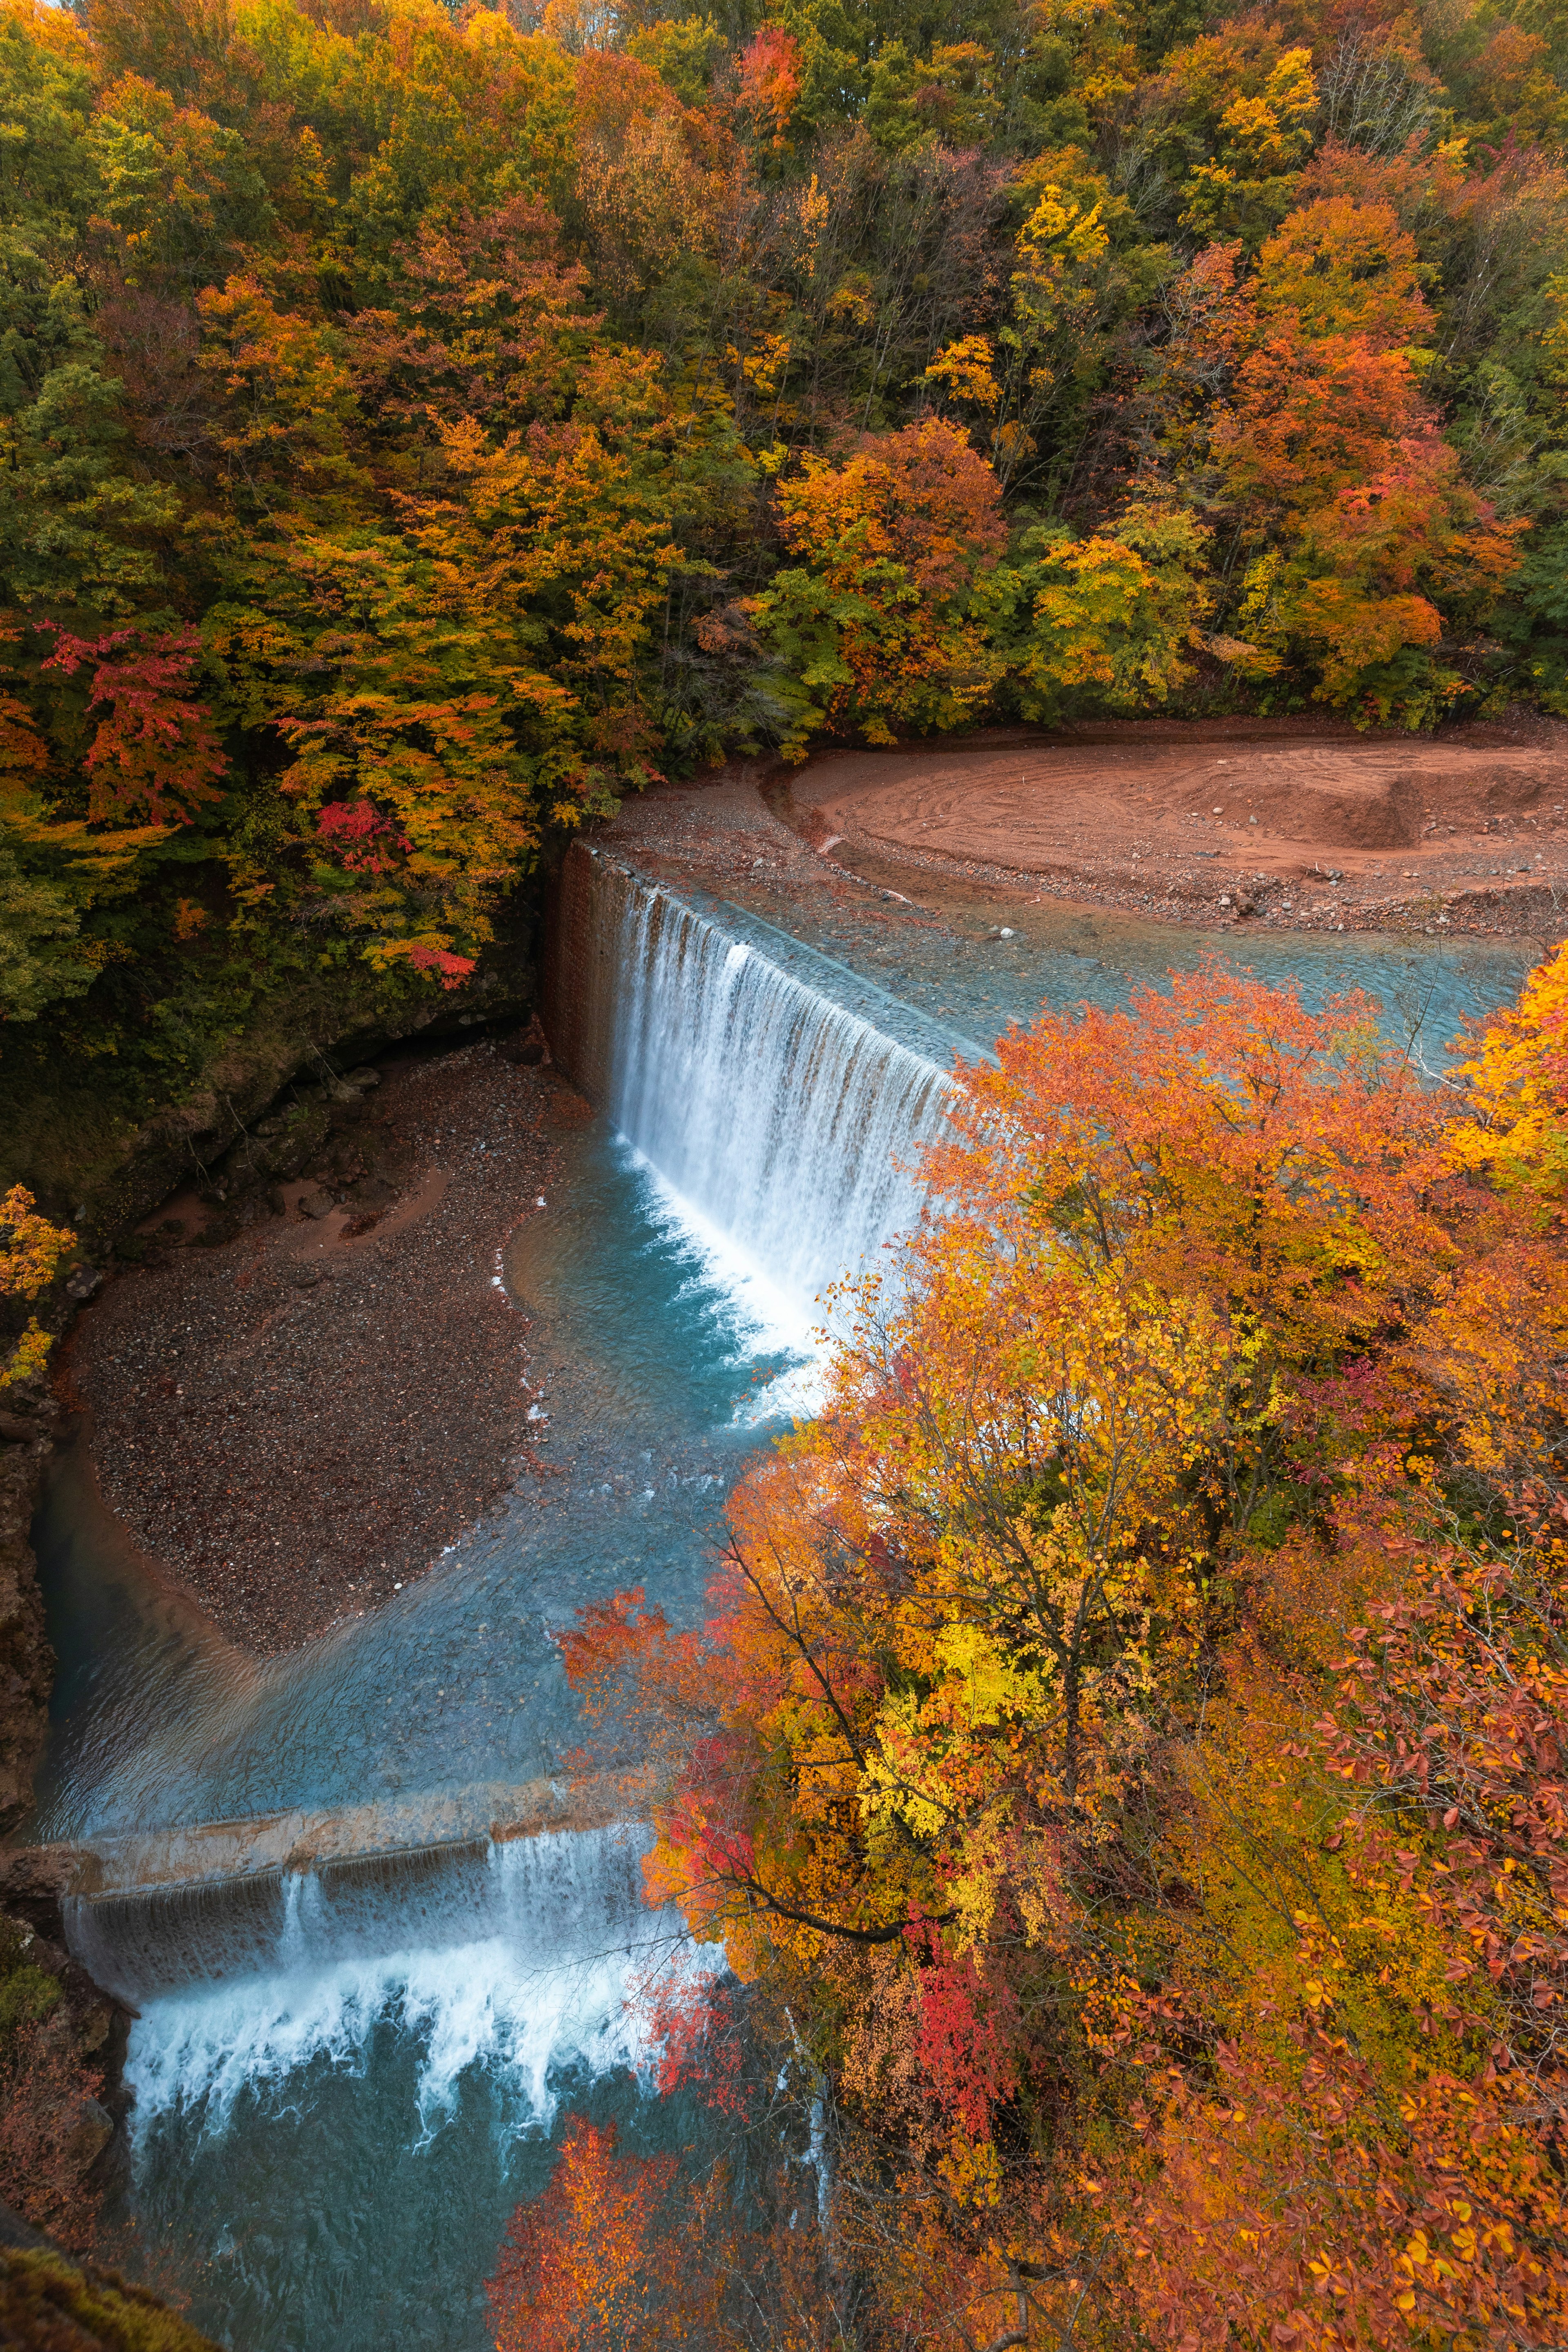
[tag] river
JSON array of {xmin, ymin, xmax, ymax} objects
[{"xmin": 23, "ymin": 844, "xmax": 1534, "ymax": 2349}]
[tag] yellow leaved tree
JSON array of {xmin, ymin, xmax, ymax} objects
[
  {"xmin": 1448, "ymin": 935, "xmax": 1568, "ymax": 1206},
  {"xmin": 0, "ymin": 1187, "xmax": 75, "ymax": 1393}
]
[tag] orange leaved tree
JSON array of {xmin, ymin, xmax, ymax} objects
[
  {"xmin": 487, "ymin": 2117, "xmax": 728, "ymax": 2352},
  {"xmin": 748, "ymin": 418, "xmax": 1008, "ymax": 757},
  {"xmin": 624, "ymin": 964, "xmax": 1458, "ymax": 1996},
  {"xmin": 1199, "ymin": 200, "xmax": 1522, "ymax": 722},
  {"xmin": 558, "ymin": 949, "xmax": 1567, "ymax": 2350}
]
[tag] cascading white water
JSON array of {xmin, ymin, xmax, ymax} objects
[
  {"xmin": 80, "ymin": 1828, "xmax": 702, "ymax": 2136},
  {"xmin": 597, "ymin": 861, "xmax": 954, "ymax": 1321}
]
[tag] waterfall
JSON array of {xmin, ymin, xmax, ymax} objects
[
  {"xmin": 546, "ymin": 849, "xmax": 956, "ymax": 1325},
  {"xmin": 69, "ymin": 1825, "xmax": 665, "ymax": 2006},
  {"xmin": 70, "ymin": 1827, "xmax": 700, "ymax": 2135}
]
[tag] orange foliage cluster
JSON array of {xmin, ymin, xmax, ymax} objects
[
  {"xmin": 551, "ymin": 949, "xmax": 1568, "ymax": 2352},
  {"xmin": 486, "ymin": 2112, "xmax": 838, "ymax": 2352},
  {"xmin": 755, "ymin": 417, "xmax": 1010, "ymax": 752},
  {"xmin": 1193, "ymin": 198, "xmax": 1525, "ymax": 720},
  {"xmin": 488, "ymin": 2119, "xmax": 714, "ymax": 2352}
]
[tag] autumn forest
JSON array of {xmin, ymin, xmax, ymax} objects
[
  {"xmin": 6, "ymin": 0, "xmax": 1568, "ymax": 1097},
  {"xmin": 2, "ymin": 0, "xmax": 1568, "ymax": 2343}
]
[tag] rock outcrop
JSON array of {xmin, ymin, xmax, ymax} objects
[
  {"xmin": 0, "ymin": 2247, "xmax": 223, "ymax": 2349},
  {"xmin": 0, "ymin": 1410, "xmax": 53, "ymax": 1834},
  {"xmin": 1, "ymin": 1848, "xmax": 136, "ymax": 2255}
]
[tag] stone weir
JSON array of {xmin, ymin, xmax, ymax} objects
[
  {"xmin": 26, "ymin": 1771, "xmax": 642, "ymax": 1905},
  {"xmin": 9, "ymin": 1775, "xmax": 660, "ymax": 2018}
]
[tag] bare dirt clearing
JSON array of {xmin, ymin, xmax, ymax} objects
[
  {"xmin": 591, "ymin": 720, "xmax": 1566, "ymax": 948},
  {"xmin": 787, "ymin": 721, "xmax": 1568, "ymax": 936}
]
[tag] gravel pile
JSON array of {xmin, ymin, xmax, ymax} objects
[{"xmin": 72, "ymin": 1043, "xmax": 563, "ymax": 1655}]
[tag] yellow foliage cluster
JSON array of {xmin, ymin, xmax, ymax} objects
[
  {"xmin": 0, "ymin": 1185, "xmax": 74, "ymax": 1394},
  {"xmin": 1448, "ymin": 936, "xmax": 1568, "ymax": 1205}
]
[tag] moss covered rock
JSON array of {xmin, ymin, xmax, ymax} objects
[{"xmin": 0, "ymin": 2251, "xmax": 222, "ymax": 2351}]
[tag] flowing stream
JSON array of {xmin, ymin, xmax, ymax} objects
[{"xmin": 22, "ymin": 843, "xmax": 1534, "ymax": 2348}]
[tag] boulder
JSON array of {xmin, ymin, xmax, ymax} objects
[{"xmin": 62, "ymin": 2097, "xmax": 112, "ymax": 2174}]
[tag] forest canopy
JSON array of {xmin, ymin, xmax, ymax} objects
[{"xmin": 2, "ymin": 0, "xmax": 1567, "ymax": 1107}]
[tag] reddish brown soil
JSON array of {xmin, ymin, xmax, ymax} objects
[
  {"xmin": 598, "ymin": 719, "xmax": 1568, "ymax": 944},
  {"xmin": 69, "ymin": 1044, "xmax": 579, "ymax": 1655},
  {"xmin": 788, "ymin": 720, "xmax": 1568, "ymax": 935}
]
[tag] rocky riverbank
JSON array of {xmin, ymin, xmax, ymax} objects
[
  {"xmin": 0, "ymin": 1425, "xmax": 52, "ymax": 1835},
  {"xmin": 2, "ymin": 927, "xmax": 540, "ymax": 1788},
  {"xmin": 68, "ymin": 1034, "xmax": 573, "ymax": 1656},
  {"xmin": 0, "ymin": 1840, "xmax": 132, "ymax": 2255}
]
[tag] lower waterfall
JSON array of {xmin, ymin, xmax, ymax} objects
[
  {"xmin": 93, "ymin": 1834, "xmax": 715, "ymax": 2352},
  {"xmin": 79, "ymin": 1829, "xmax": 695, "ymax": 2137}
]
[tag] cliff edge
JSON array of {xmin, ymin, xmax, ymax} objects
[{"xmin": 0, "ymin": 1409, "xmax": 53, "ymax": 1834}]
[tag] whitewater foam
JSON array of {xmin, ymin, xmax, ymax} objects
[
  {"xmin": 106, "ymin": 1829, "xmax": 710, "ymax": 2145},
  {"xmin": 603, "ymin": 869, "xmax": 953, "ymax": 1318},
  {"xmin": 127, "ymin": 1924, "xmax": 667, "ymax": 2142},
  {"xmin": 618, "ymin": 1137, "xmax": 817, "ymax": 1361}
]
